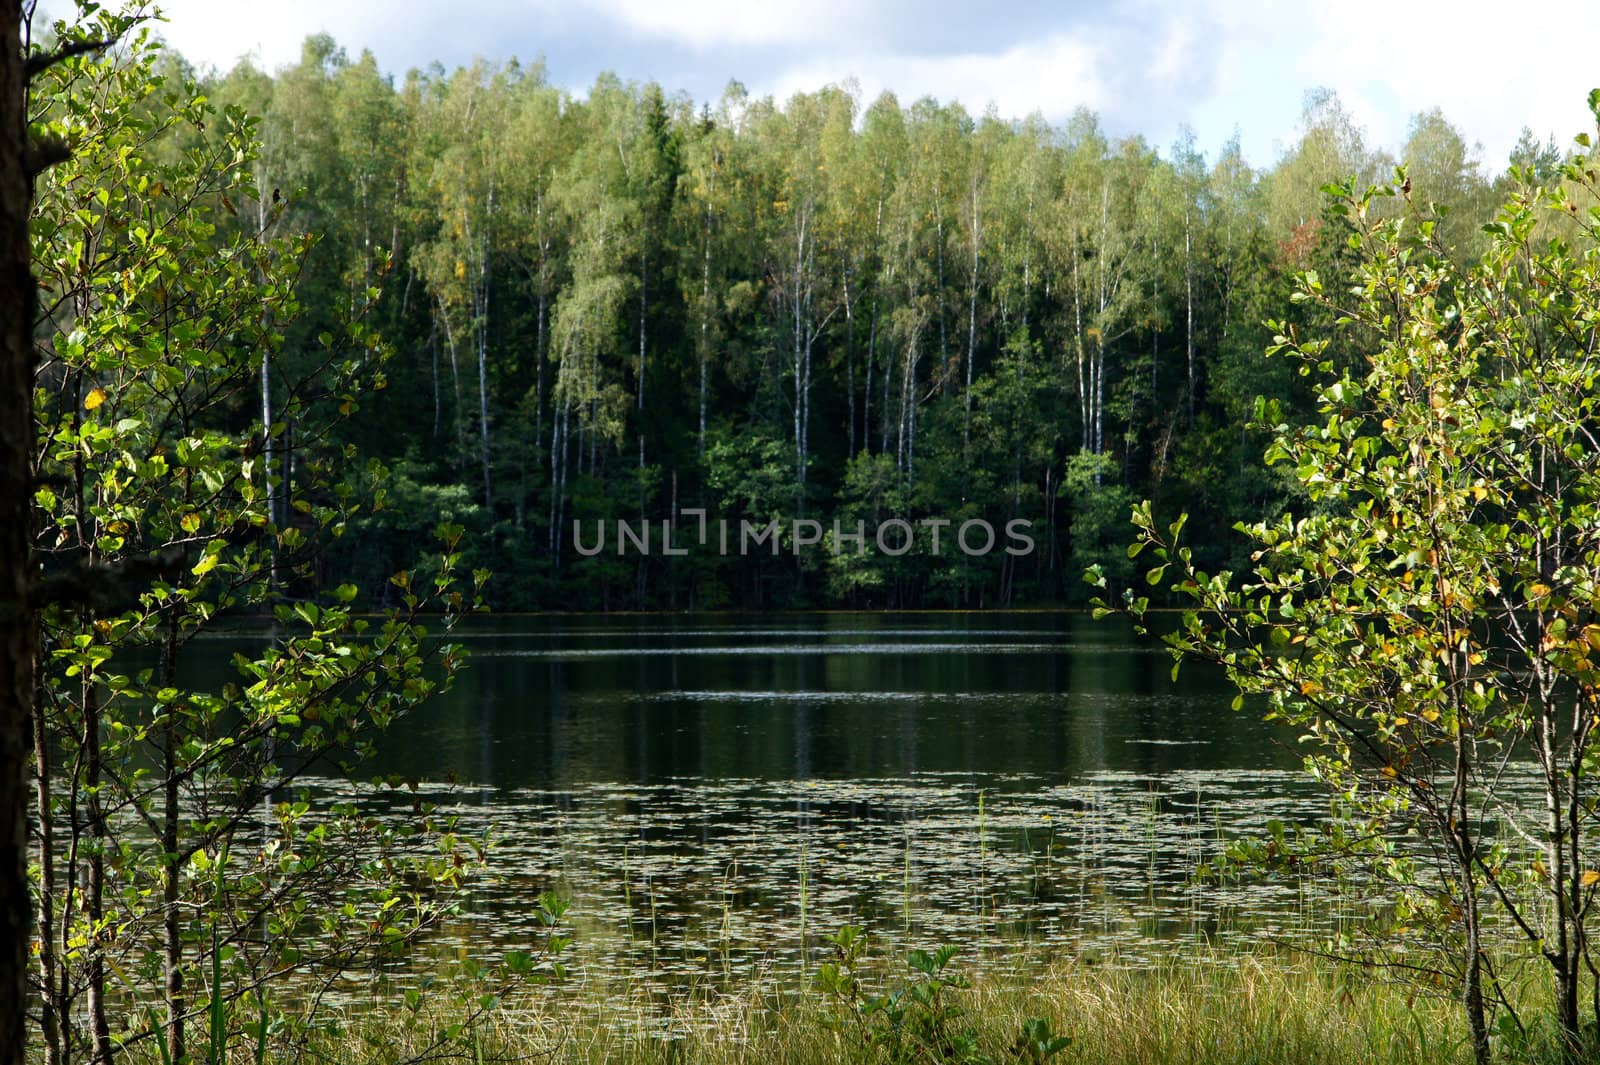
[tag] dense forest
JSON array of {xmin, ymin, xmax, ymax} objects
[{"xmin": 160, "ymin": 35, "xmax": 1560, "ymax": 610}]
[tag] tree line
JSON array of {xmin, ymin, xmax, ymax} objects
[{"xmin": 183, "ymin": 37, "xmax": 1559, "ymax": 611}]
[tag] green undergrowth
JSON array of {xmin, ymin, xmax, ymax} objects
[{"xmin": 231, "ymin": 943, "xmax": 1496, "ymax": 1065}]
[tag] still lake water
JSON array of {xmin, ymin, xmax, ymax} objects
[
  {"xmin": 378, "ymin": 612, "xmax": 1291, "ymax": 786},
  {"xmin": 228, "ymin": 613, "xmax": 1365, "ymax": 1008}
]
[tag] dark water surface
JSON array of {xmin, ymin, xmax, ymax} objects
[
  {"xmin": 202, "ymin": 613, "xmax": 1358, "ymax": 1011},
  {"xmin": 375, "ymin": 612, "xmax": 1297, "ymax": 787}
]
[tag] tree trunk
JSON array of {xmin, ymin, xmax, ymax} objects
[
  {"xmin": 159, "ymin": 616, "xmax": 184, "ymax": 1063},
  {"xmin": 636, "ymin": 243, "xmax": 648, "ymax": 604},
  {"xmin": 32, "ymin": 674, "xmax": 60, "ymax": 1065},
  {"xmin": 1565, "ymin": 727, "xmax": 1590, "ymax": 1060},
  {"xmin": 82, "ymin": 679, "xmax": 113, "ymax": 1065},
  {"xmin": 1541, "ymin": 696, "xmax": 1583, "ymax": 1060},
  {"xmin": 637, "ymin": 246, "xmax": 647, "ymax": 483},
  {"xmin": 1449, "ymin": 695, "xmax": 1490, "ymax": 1065},
  {"xmin": 792, "ymin": 209, "xmax": 808, "ymax": 507},
  {"xmin": 698, "ymin": 201, "xmax": 711, "ymax": 463},
  {"xmin": 933, "ymin": 175, "xmax": 947, "ymax": 390},
  {"xmin": 870, "ymin": 184, "xmax": 885, "ymax": 456},
  {"xmin": 1073, "ymin": 246, "xmax": 1087, "ymax": 454},
  {"xmin": 438, "ymin": 297, "xmax": 466, "ymax": 475},
  {"xmin": 964, "ymin": 186, "xmax": 979, "ymax": 457},
  {"xmin": 260, "ymin": 345, "xmax": 276, "ymax": 587},
  {"xmin": 1184, "ymin": 211, "xmax": 1195, "ymax": 428},
  {"xmin": 475, "ymin": 261, "xmax": 492, "ymax": 512},
  {"xmin": 843, "ymin": 270, "xmax": 855, "ymax": 458},
  {"xmin": 1462, "ymin": 886, "xmax": 1490, "ymax": 1065},
  {"xmin": 429, "ymin": 319, "xmax": 440, "ymax": 438},
  {"xmin": 536, "ymin": 247, "xmax": 547, "ymax": 459},
  {"xmin": 1, "ymin": 11, "xmax": 38, "ymax": 1064}
]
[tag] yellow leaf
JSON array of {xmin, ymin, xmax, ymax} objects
[
  {"xmin": 84, "ymin": 387, "xmax": 106, "ymax": 411},
  {"xmin": 1299, "ymin": 680, "xmax": 1321, "ymax": 696},
  {"xmin": 180, "ymin": 513, "xmax": 201, "ymax": 534},
  {"xmin": 192, "ymin": 553, "xmax": 218, "ymax": 578},
  {"xmin": 1381, "ymin": 418, "xmax": 1396, "ymax": 431},
  {"xmin": 1381, "ymin": 765, "xmax": 1398, "ymax": 779},
  {"xmin": 1421, "ymin": 709, "xmax": 1440, "ymax": 723},
  {"xmin": 1583, "ymin": 870, "xmax": 1600, "ymax": 888}
]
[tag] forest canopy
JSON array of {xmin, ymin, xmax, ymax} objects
[{"xmin": 137, "ymin": 30, "xmax": 1563, "ymax": 611}]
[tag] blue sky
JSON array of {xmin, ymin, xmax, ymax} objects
[{"xmin": 42, "ymin": 0, "xmax": 1600, "ymax": 172}]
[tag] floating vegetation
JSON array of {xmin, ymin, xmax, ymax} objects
[{"xmin": 305, "ymin": 767, "xmax": 1382, "ymax": 1030}]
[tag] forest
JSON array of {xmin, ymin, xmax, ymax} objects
[
  {"xmin": 14, "ymin": 5, "xmax": 1600, "ymax": 1065},
  {"xmin": 156, "ymin": 34, "xmax": 1559, "ymax": 611}
]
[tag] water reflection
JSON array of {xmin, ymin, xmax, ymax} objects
[{"xmin": 372, "ymin": 612, "xmax": 1296, "ymax": 789}]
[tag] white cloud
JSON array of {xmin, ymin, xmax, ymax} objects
[
  {"xmin": 1306, "ymin": 3, "xmax": 1600, "ymax": 168},
  {"xmin": 583, "ymin": 0, "xmax": 865, "ymax": 49},
  {"xmin": 135, "ymin": 0, "xmax": 377, "ymax": 70},
  {"xmin": 766, "ymin": 34, "xmax": 1105, "ymax": 122},
  {"xmin": 125, "ymin": 0, "xmax": 872, "ymax": 71},
  {"xmin": 1192, "ymin": 0, "xmax": 1600, "ymax": 169},
  {"xmin": 36, "ymin": 0, "xmax": 1600, "ymax": 173}
]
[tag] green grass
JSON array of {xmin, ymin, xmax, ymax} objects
[{"xmin": 306, "ymin": 949, "xmax": 1477, "ymax": 1065}]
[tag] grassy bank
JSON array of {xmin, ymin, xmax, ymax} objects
[{"xmin": 306, "ymin": 950, "xmax": 1481, "ymax": 1065}]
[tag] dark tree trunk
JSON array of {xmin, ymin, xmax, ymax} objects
[{"xmin": 1, "ymin": 7, "xmax": 38, "ymax": 1065}]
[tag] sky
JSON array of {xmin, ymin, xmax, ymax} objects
[{"xmin": 37, "ymin": 0, "xmax": 1600, "ymax": 172}]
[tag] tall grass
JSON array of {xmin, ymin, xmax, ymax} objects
[{"xmin": 292, "ymin": 949, "xmax": 1476, "ymax": 1065}]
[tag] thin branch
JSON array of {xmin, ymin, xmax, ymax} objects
[{"xmin": 24, "ymin": 37, "xmax": 112, "ymax": 81}]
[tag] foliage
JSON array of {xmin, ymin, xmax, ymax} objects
[
  {"xmin": 182, "ymin": 29, "xmax": 1528, "ymax": 611},
  {"xmin": 814, "ymin": 926, "xmax": 1069, "ymax": 1065},
  {"xmin": 1091, "ymin": 94, "xmax": 1600, "ymax": 1063},
  {"xmin": 26, "ymin": 7, "xmax": 493, "ymax": 1062}
]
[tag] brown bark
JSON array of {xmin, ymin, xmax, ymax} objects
[{"xmin": 0, "ymin": 6, "xmax": 37, "ymax": 1065}]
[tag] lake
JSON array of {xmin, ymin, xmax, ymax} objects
[
  {"xmin": 201, "ymin": 612, "xmax": 1365, "ymax": 1013},
  {"xmin": 376, "ymin": 612, "xmax": 1292, "ymax": 787}
]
